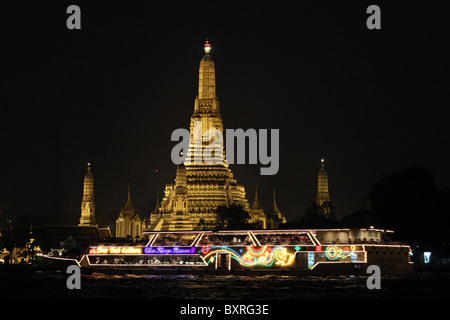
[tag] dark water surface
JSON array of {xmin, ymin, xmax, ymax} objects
[{"xmin": 1, "ymin": 268, "xmax": 449, "ymax": 300}]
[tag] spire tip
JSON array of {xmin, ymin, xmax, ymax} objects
[{"xmin": 204, "ymin": 39, "xmax": 211, "ymax": 54}]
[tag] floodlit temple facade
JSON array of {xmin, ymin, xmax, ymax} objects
[{"xmin": 147, "ymin": 40, "xmax": 282, "ymax": 231}]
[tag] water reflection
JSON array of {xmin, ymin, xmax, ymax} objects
[{"xmin": 1, "ymin": 270, "xmax": 449, "ymax": 300}]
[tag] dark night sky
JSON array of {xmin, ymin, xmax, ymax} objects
[{"xmin": 1, "ymin": 1, "xmax": 449, "ymax": 223}]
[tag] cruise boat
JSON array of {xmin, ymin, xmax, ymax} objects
[{"xmin": 44, "ymin": 228, "xmax": 413, "ymax": 275}]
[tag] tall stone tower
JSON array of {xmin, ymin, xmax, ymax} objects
[
  {"xmin": 79, "ymin": 163, "xmax": 96, "ymax": 226},
  {"xmin": 316, "ymin": 159, "xmax": 331, "ymax": 210},
  {"xmin": 148, "ymin": 40, "xmax": 266, "ymax": 231}
]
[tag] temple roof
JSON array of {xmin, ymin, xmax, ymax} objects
[
  {"xmin": 119, "ymin": 184, "xmax": 139, "ymax": 219},
  {"xmin": 252, "ymin": 182, "xmax": 262, "ymax": 210}
]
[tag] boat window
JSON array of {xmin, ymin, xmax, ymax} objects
[
  {"xmin": 254, "ymin": 232, "xmax": 312, "ymax": 245},
  {"xmin": 152, "ymin": 233, "xmax": 196, "ymax": 246},
  {"xmin": 199, "ymin": 233, "xmax": 253, "ymax": 246},
  {"xmin": 88, "ymin": 254, "xmax": 205, "ymax": 266}
]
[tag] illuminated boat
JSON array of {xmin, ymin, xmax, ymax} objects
[{"xmin": 46, "ymin": 228, "xmax": 413, "ymax": 275}]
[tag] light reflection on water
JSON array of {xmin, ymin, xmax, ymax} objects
[
  {"xmin": 82, "ymin": 273, "xmax": 354, "ymax": 299},
  {"xmin": 1, "ymin": 270, "xmax": 450, "ymax": 299}
]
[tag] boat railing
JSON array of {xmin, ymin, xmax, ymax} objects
[{"xmin": 141, "ymin": 230, "xmax": 321, "ymax": 247}]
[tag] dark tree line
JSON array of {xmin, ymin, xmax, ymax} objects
[
  {"xmin": 366, "ymin": 166, "xmax": 450, "ymax": 251},
  {"xmin": 197, "ymin": 204, "xmax": 262, "ymax": 231}
]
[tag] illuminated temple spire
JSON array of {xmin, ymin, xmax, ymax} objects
[
  {"xmin": 195, "ymin": 39, "xmax": 220, "ymax": 113},
  {"xmin": 264, "ymin": 188, "xmax": 286, "ymax": 229},
  {"xmin": 252, "ymin": 182, "xmax": 262, "ymax": 211},
  {"xmin": 273, "ymin": 188, "xmax": 286, "ymax": 225},
  {"xmin": 122, "ymin": 183, "xmax": 135, "ymax": 212},
  {"xmin": 317, "ymin": 159, "xmax": 331, "ymax": 208},
  {"xmin": 149, "ymin": 40, "xmax": 266, "ymax": 231},
  {"xmin": 273, "ymin": 188, "xmax": 280, "ymax": 216},
  {"xmin": 79, "ymin": 163, "xmax": 96, "ymax": 226},
  {"xmin": 187, "ymin": 38, "xmax": 225, "ymax": 165}
]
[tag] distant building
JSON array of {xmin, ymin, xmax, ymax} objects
[
  {"xmin": 317, "ymin": 159, "xmax": 332, "ymax": 214},
  {"xmin": 79, "ymin": 163, "xmax": 96, "ymax": 226},
  {"xmin": 115, "ymin": 185, "xmax": 143, "ymax": 239},
  {"xmin": 251, "ymin": 183, "xmax": 266, "ymax": 228},
  {"xmin": 266, "ymin": 189, "xmax": 287, "ymax": 229},
  {"xmin": 252, "ymin": 185, "xmax": 286, "ymax": 229}
]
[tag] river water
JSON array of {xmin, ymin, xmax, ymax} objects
[{"xmin": 1, "ymin": 268, "xmax": 449, "ymax": 300}]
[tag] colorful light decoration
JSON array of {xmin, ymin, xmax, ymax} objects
[
  {"xmin": 202, "ymin": 246, "xmax": 295, "ymax": 267},
  {"xmin": 85, "ymin": 244, "xmax": 361, "ymax": 268},
  {"xmin": 273, "ymin": 247, "xmax": 295, "ymax": 266},
  {"xmin": 143, "ymin": 247, "xmax": 196, "ymax": 254},
  {"xmin": 201, "ymin": 246, "xmax": 210, "ymax": 254},
  {"xmin": 325, "ymin": 245, "xmax": 356, "ymax": 260},
  {"xmin": 204, "ymin": 40, "xmax": 211, "ymax": 54},
  {"xmin": 89, "ymin": 247, "xmax": 143, "ymax": 255}
]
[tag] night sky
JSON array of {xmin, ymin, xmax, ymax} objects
[{"xmin": 2, "ymin": 1, "xmax": 449, "ymax": 223}]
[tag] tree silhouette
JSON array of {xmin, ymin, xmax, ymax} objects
[
  {"xmin": 196, "ymin": 218, "xmax": 214, "ymax": 231},
  {"xmin": 368, "ymin": 165, "xmax": 450, "ymax": 251},
  {"xmin": 341, "ymin": 209, "xmax": 376, "ymax": 228},
  {"xmin": 212, "ymin": 205, "xmax": 261, "ymax": 231},
  {"xmin": 299, "ymin": 201, "xmax": 340, "ymax": 228}
]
